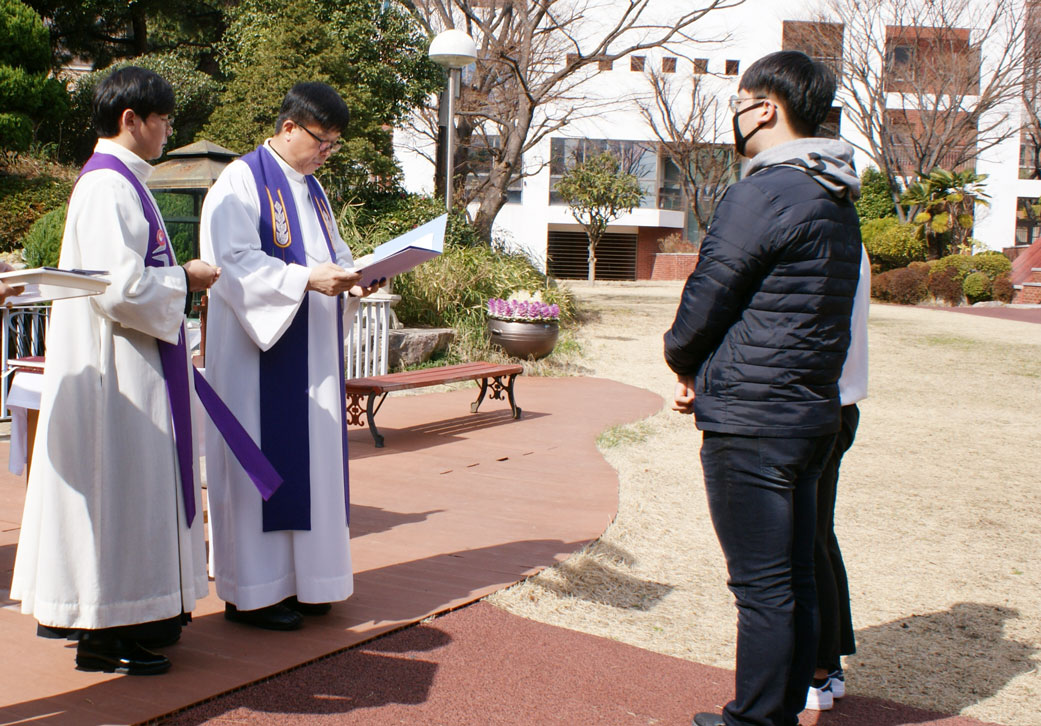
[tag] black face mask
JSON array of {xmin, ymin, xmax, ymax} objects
[{"xmin": 732, "ymin": 99, "xmax": 767, "ymax": 157}]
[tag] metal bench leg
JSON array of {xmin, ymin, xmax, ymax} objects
[
  {"xmin": 505, "ymin": 373, "xmax": 521, "ymax": 419},
  {"xmin": 470, "ymin": 377, "xmax": 490, "ymax": 413},
  {"xmin": 366, "ymin": 393, "xmax": 386, "ymax": 448}
]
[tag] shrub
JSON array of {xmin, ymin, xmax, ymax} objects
[
  {"xmin": 931, "ymin": 253, "xmax": 973, "ymax": 283},
  {"xmin": 908, "ymin": 260, "xmax": 930, "ymax": 275},
  {"xmin": 992, "ymin": 274, "xmax": 1015, "ymax": 303},
  {"xmin": 64, "ymin": 53, "xmax": 222, "ymax": 163},
  {"xmin": 928, "ymin": 266, "xmax": 964, "ymax": 305},
  {"xmin": 855, "ymin": 167, "xmax": 899, "ymax": 220},
  {"xmin": 971, "ymin": 250, "xmax": 1012, "ymax": 280},
  {"xmin": 861, "ymin": 217, "xmax": 926, "ymax": 271},
  {"xmin": 887, "ymin": 266, "xmax": 929, "ymax": 305},
  {"xmin": 962, "ymin": 271, "xmax": 992, "ymax": 304},
  {"xmin": 21, "ymin": 204, "xmax": 65, "ymax": 267},
  {"xmin": 658, "ymin": 231, "xmax": 697, "ymax": 253},
  {"xmin": 870, "ymin": 269, "xmax": 893, "ymax": 301},
  {"xmin": 0, "ymin": 170, "xmax": 74, "ymax": 251}
]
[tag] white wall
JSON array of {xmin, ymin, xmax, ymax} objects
[{"xmin": 396, "ymin": 0, "xmax": 1029, "ymax": 260}]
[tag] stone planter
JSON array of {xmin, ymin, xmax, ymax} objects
[{"xmin": 487, "ymin": 318, "xmax": 559, "ymax": 360}]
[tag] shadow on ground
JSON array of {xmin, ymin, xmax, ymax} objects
[{"xmin": 835, "ymin": 601, "xmax": 1035, "ymax": 722}]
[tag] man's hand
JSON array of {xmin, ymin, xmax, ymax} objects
[
  {"xmin": 348, "ymin": 278, "xmax": 386, "ymax": 299},
  {"xmin": 672, "ymin": 375, "xmax": 696, "ymax": 415},
  {"xmin": 183, "ymin": 260, "xmax": 222, "ymax": 291},
  {"xmin": 307, "ymin": 262, "xmax": 361, "ymax": 296},
  {"xmin": 0, "ymin": 261, "xmax": 22, "ymax": 304}
]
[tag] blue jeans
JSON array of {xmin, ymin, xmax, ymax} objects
[{"xmin": 700, "ymin": 431, "xmax": 836, "ymax": 726}]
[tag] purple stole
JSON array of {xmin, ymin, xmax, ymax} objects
[
  {"xmin": 77, "ymin": 153, "xmax": 283, "ymax": 527},
  {"xmin": 241, "ymin": 145, "xmax": 350, "ymax": 532}
]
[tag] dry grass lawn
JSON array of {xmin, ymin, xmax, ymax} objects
[{"xmin": 488, "ymin": 282, "xmax": 1041, "ymax": 726}]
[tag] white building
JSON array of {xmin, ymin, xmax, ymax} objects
[{"xmin": 396, "ymin": 0, "xmax": 1039, "ymax": 280}]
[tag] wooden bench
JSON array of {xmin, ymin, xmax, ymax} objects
[{"xmin": 345, "ymin": 361, "xmax": 523, "ymax": 448}]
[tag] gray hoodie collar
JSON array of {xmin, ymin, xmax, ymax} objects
[{"xmin": 743, "ymin": 138, "xmax": 860, "ymax": 201}]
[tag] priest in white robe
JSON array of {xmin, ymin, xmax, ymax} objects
[
  {"xmin": 11, "ymin": 67, "xmax": 221, "ymax": 675},
  {"xmin": 200, "ymin": 82, "xmax": 377, "ymax": 631}
]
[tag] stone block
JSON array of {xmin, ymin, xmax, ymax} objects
[{"xmin": 388, "ymin": 327, "xmax": 456, "ymax": 369}]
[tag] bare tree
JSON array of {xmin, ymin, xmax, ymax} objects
[
  {"xmin": 637, "ymin": 70, "xmax": 737, "ymax": 245},
  {"xmin": 807, "ymin": 0, "xmax": 1025, "ymax": 221},
  {"xmin": 397, "ymin": 0, "xmax": 745, "ymax": 242}
]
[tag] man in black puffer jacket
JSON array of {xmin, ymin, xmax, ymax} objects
[{"xmin": 670, "ymin": 52, "xmax": 862, "ymax": 726}]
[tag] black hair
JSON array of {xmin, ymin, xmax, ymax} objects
[
  {"xmin": 274, "ymin": 82, "xmax": 350, "ymax": 135},
  {"xmin": 738, "ymin": 50, "xmax": 836, "ymax": 137},
  {"xmin": 91, "ymin": 66, "xmax": 175, "ymax": 138}
]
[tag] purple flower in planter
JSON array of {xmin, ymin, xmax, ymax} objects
[{"xmin": 486, "ymin": 293, "xmax": 561, "ymax": 322}]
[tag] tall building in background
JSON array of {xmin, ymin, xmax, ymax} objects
[{"xmin": 395, "ymin": 0, "xmax": 1036, "ymax": 281}]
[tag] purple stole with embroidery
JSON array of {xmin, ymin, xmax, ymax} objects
[
  {"xmin": 241, "ymin": 145, "xmax": 350, "ymax": 532},
  {"xmin": 77, "ymin": 153, "xmax": 283, "ymax": 526}
]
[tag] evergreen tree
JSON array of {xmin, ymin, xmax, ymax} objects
[
  {"xmin": 204, "ymin": 0, "xmax": 441, "ymax": 202},
  {"xmin": 0, "ymin": 0, "xmax": 67, "ymax": 153}
]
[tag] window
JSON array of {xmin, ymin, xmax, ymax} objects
[
  {"xmin": 883, "ymin": 25, "xmax": 979, "ymax": 94},
  {"xmin": 724, "ymin": 60, "xmax": 740, "ymax": 76},
  {"xmin": 661, "ymin": 56, "xmax": 676, "ymax": 74},
  {"xmin": 782, "ymin": 20, "xmax": 844, "ymax": 79},
  {"xmin": 1016, "ymin": 197, "xmax": 1041, "ymax": 246},
  {"xmin": 462, "ymin": 134, "xmax": 523, "ymax": 204},
  {"xmin": 693, "ymin": 58, "xmax": 708, "ymax": 75},
  {"xmin": 819, "ymin": 107, "xmax": 842, "ymax": 139},
  {"xmin": 630, "ymin": 55, "xmax": 645, "ymax": 72},
  {"xmin": 565, "ymin": 53, "xmax": 580, "ymax": 66},
  {"xmin": 550, "ymin": 137, "xmax": 657, "ymax": 208},
  {"xmin": 598, "ymin": 58, "xmax": 613, "ymax": 71},
  {"xmin": 1021, "ymin": 127, "xmax": 1041, "ymax": 180}
]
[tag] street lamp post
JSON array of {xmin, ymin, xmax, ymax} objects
[{"xmin": 428, "ymin": 29, "xmax": 477, "ymax": 212}]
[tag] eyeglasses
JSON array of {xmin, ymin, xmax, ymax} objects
[
  {"xmin": 728, "ymin": 95, "xmax": 768, "ymax": 114},
  {"xmin": 296, "ymin": 123, "xmax": 343, "ymax": 154}
]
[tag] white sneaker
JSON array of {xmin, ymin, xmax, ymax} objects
[
  {"xmin": 828, "ymin": 668, "xmax": 846, "ymax": 699},
  {"xmin": 805, "ymin": 678, "xmax": 834, "ymax": 710}
]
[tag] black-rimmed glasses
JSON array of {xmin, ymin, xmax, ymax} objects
[{"xmin": 296, "ymin": 123, "xmax": 343, "ymax": 154}]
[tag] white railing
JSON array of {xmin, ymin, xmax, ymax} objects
[
  {"xmin": 345, "ymin": 293, "xmax": 398, "ymax": 379},
  {"xmin": 2, "ymin": 304, "xmax": 51, "ymax": 419},
  {"xmin": 0, "ymin": 294, "xmax": 394, "ymax": 420}
]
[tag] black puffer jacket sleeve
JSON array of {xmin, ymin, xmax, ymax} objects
[{"xmin": 664, "ymin": 181, "xmax": 776, "ymax": 376}]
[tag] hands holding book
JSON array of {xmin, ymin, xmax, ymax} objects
[{"xmin": 306, "ymin": 262, "xmax": 384, "ymax": 298}]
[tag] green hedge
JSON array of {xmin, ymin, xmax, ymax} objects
[
  {"xmin": 0, "ymin": 171, "xmax": 74, "ymax": 252},
  {"xmin": 861, "ymin": 217, "xmax": 925, "ymax": 272},
  {"xmin": 21, "ymin": 204, "xmax": 65, "ymax": 267}
]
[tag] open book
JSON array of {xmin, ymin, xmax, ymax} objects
[
  {"xmin": 0, "ymin": 267, "xmax": 110, "ymax": 304},
  {"xmin": 351, "ymin": 214, "xmax": 446, "ymax": 288}
]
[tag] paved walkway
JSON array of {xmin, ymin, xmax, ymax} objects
[
  {"xmin": 0, "ymin": 376, "xmax": 660, "ymax": 725},
  {"xmin": 165, "ymin": 602, "xmax": 1002, "ymax": 726},
  {"xmin": 0, "ymin": 375, "xmax": 1007, "ymax": 726}
]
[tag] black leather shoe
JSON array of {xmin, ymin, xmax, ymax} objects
[
  {"xmin": 283, "ymin": 596, "xmax": 333, "ymax": 616},
  {"xmin": 75, "ymin": 634, "xmax": 171, "ymax": 675},
  {"xmin": 692, "ymin": 714, "xmax": 726, "ymax": 726},
  {"xmin": 224, "ymin": 602, "xmax": 303, "ymax": 631}
]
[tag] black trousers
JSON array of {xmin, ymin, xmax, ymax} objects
[
  {"xmin": 701, "ymin": 431, "xmax": 835, "ymax": 726},
  {"xmin": 814, "ymin": 404, "xmax": 859, "ymax": 671}
]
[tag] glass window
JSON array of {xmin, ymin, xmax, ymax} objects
[
  {"xmin": 1016, "ymin": 197, "xmax": 1041, "ymax": 246},
  {"xmin": 725, "ymin": 59, "xmax": 740, "ymax": 75},
  {"xmin": 630, "ymin": 55, "xmax": 645, "ymax": 72},
  {"xmin": 693, "ymin": 58, "xmax": 708, "ymax": 74},
  {"xmin": 662, "ymin": 57, "xmax": 676, "ymax": 73},
  {"xmin": 550, "ymin": 137, "xmax": 657, "ymax": 208}
]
